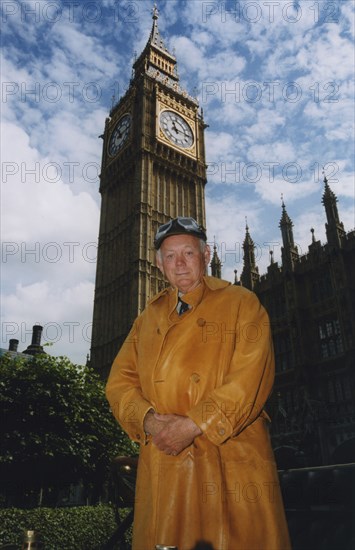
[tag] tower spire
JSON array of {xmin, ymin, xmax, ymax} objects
[
  {"xmin": 132, "ymin": 3, "xmax": 179, "ymax": 85},
  {"xmin": 210, "ymin": 237, "xmax": 222, "ymax": 279},
  {"xmin": 149, "ymin": 3, "xmax": 167, "ymax": 52},
  {"xmin": 147, "ymin": 2, "xmax": 174, "ymax": 58},
  {"xmin": 279, "ymin": 197, "xmax": 299, "ymax": 271},
  {"xmin": 322, "ymin": 174, "xmax": 345, "ymax": 248},
  {"xmin": 241, "ymin": 221, "xmax": 259, "ymax": 290}
]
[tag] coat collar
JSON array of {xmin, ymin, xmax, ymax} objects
[
  {"xmin": 148, "ymin": 276, "xmax": 231, "ymax": 306},
  {"xmin": 204, "ymin": 275, "xmax": 231, "ymax": 291}
]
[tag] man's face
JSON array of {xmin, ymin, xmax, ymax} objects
[{"xmin": 157, "ymin": 234, "xmax": 211, "ymax": 294}]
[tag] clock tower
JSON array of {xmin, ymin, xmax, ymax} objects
[{"xmin": 91, "ymin": 8, "xmax": 208, "ymax": 376}]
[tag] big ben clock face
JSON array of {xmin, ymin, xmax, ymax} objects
[
  {"xmin": 159, "ymin": 110, "xmax": 194, "ymax": 149},
  {"xmin": 108, "ymin": 114, "xmax": 131, "ymax": 157}
]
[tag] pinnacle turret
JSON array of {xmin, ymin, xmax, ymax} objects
[
  {"xmin": 280, "ymin": 199, "xmax": 293, "ymax": 229},
  {"xmin": 279, "ymin": 197, "xmax": 298, "ymax": 271},
  {"xmin": 148, "ymin": 4, "xmax": 175, "ymax": 59},
  {"xmin": 321, "ymin": 175, "xmax": 345, "ymax": 248},
  {"xmin": 241, "ymin": 221, "xmax": 259, "ymax": 290},
  {"xmin": 210, "ymin": 240, "xmax": 222, "ymax": 279},
  {"xmin": 132, "ymin": 4, "xmax": 178, "ymax": 83}
]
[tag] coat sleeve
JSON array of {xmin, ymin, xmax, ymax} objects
[
  {"xmin": 105, "ymin": 318, "xmax": 153, "ymax": 444},
  {"xmin": 187, "ymin": 289, "xmax": 275, "ymax": 446}
]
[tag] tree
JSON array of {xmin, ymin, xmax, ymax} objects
[{"xmin": 0, "ymin": 353, "xmax": 137, "ymax": 507}]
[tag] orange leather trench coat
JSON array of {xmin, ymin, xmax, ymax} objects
[{"xmin": 106, "ymin": 276, "xmax": 291, "ymax": 550}]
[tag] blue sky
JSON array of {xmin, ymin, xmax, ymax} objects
[{"xmin": 1, "ymin": 0, "xmax": 354, "ymax": 364}]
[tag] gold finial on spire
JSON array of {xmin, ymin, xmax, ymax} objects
[
  {"xmin": 322, "ymin": 166, "xmax": 328, "ymax": 184},
  {"xmin": 152, "ymin": 3, "xmax": 159, "ymax": 20}
]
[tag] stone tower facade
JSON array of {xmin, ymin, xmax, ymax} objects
[{"xmin": 91, "ymin": 9, "xmax": 207, "ymax": 376}]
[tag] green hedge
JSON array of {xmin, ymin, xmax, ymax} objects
[{"xmin": 0, "ymin": 505, "xmax": 131, "ymax": 549}]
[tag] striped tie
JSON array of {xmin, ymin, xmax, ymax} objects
[{"xmin": 178, "ymin": 297, "xmax": 189, "ymax": 315}]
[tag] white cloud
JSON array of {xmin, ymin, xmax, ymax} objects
[
  {"xmin": 245, "ymin": 108, "xmax": 285, "ymax": 140},
  {"xmin": 1, "ymin": 119, "xmax": 99, "ymax": 363},
  {"xmin": 256, "ymin": 176, "xmax": 319, "ymax": 205},
  {"xmin": 247, "ymin": 141, "xmax": 297, "ymax": 165},
  {"xmin": 205, "ymin": 130, "xmax": 236, "ymax": 159},
  {"xmin": 1, "ymin": 280, "xmax": 94, "ymax": 365},
  {"xmin": 199, "ymin": 50, "xmax": 246, "ymax": 80},
  {"xmin": 170, "ymin": 36, "xmax": 206, "ymax": 71}
]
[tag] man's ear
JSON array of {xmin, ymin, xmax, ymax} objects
[
  {"xmin": 156, "ymin": 252, "xmax": 164, "ymax": 275},
  {"xmin": 204, "ymin": 244, "xmax": 211, "ymax": 266}
]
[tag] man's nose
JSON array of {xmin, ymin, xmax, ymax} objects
[{"xmin": 176, "ymin": 254, "xmax": 186, "ymax": 265}]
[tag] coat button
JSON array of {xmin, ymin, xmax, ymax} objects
[
  {"xmin": 218, "ymin": 428, "xmax": 225, "ymax": 436},
  {"xmin": 157, "ymin": 328, "xmax": 161, "ymax": 334},
  {"xmin": 136, "ymin": 434, "xmax": 141, "ymax": 440},
  {"xmin": 190, "ymin": 373, "xmax": 200, "ymax": 383},
  {"xmin": 197, "ymin": 318, "xmax": 206, "ymax": 327}
]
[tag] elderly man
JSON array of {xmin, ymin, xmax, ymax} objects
[{"xmin": 106, "ymin": 217, "xmax": 291, "ymax": 550}]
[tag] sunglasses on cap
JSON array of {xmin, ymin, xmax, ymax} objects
[{"xmin": 154, "ymin": 217, "xmax": 207, "ymax": 249}]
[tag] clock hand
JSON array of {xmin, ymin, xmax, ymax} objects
[
  {"xmin": 171, "ymin": 121, "xmax": 181, "ymax": 134},
  {"xmin": 114, "ymin": 130, "xmax": 123, "ymax": 145}
]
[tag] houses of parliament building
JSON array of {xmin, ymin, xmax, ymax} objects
[
  {"xmin": 211, "ymin": 182, "xmax": 355, "ymax": 467},
  {"xmin": 90, "ymin": 9, "xmax": 355, "ymax": 467}
]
